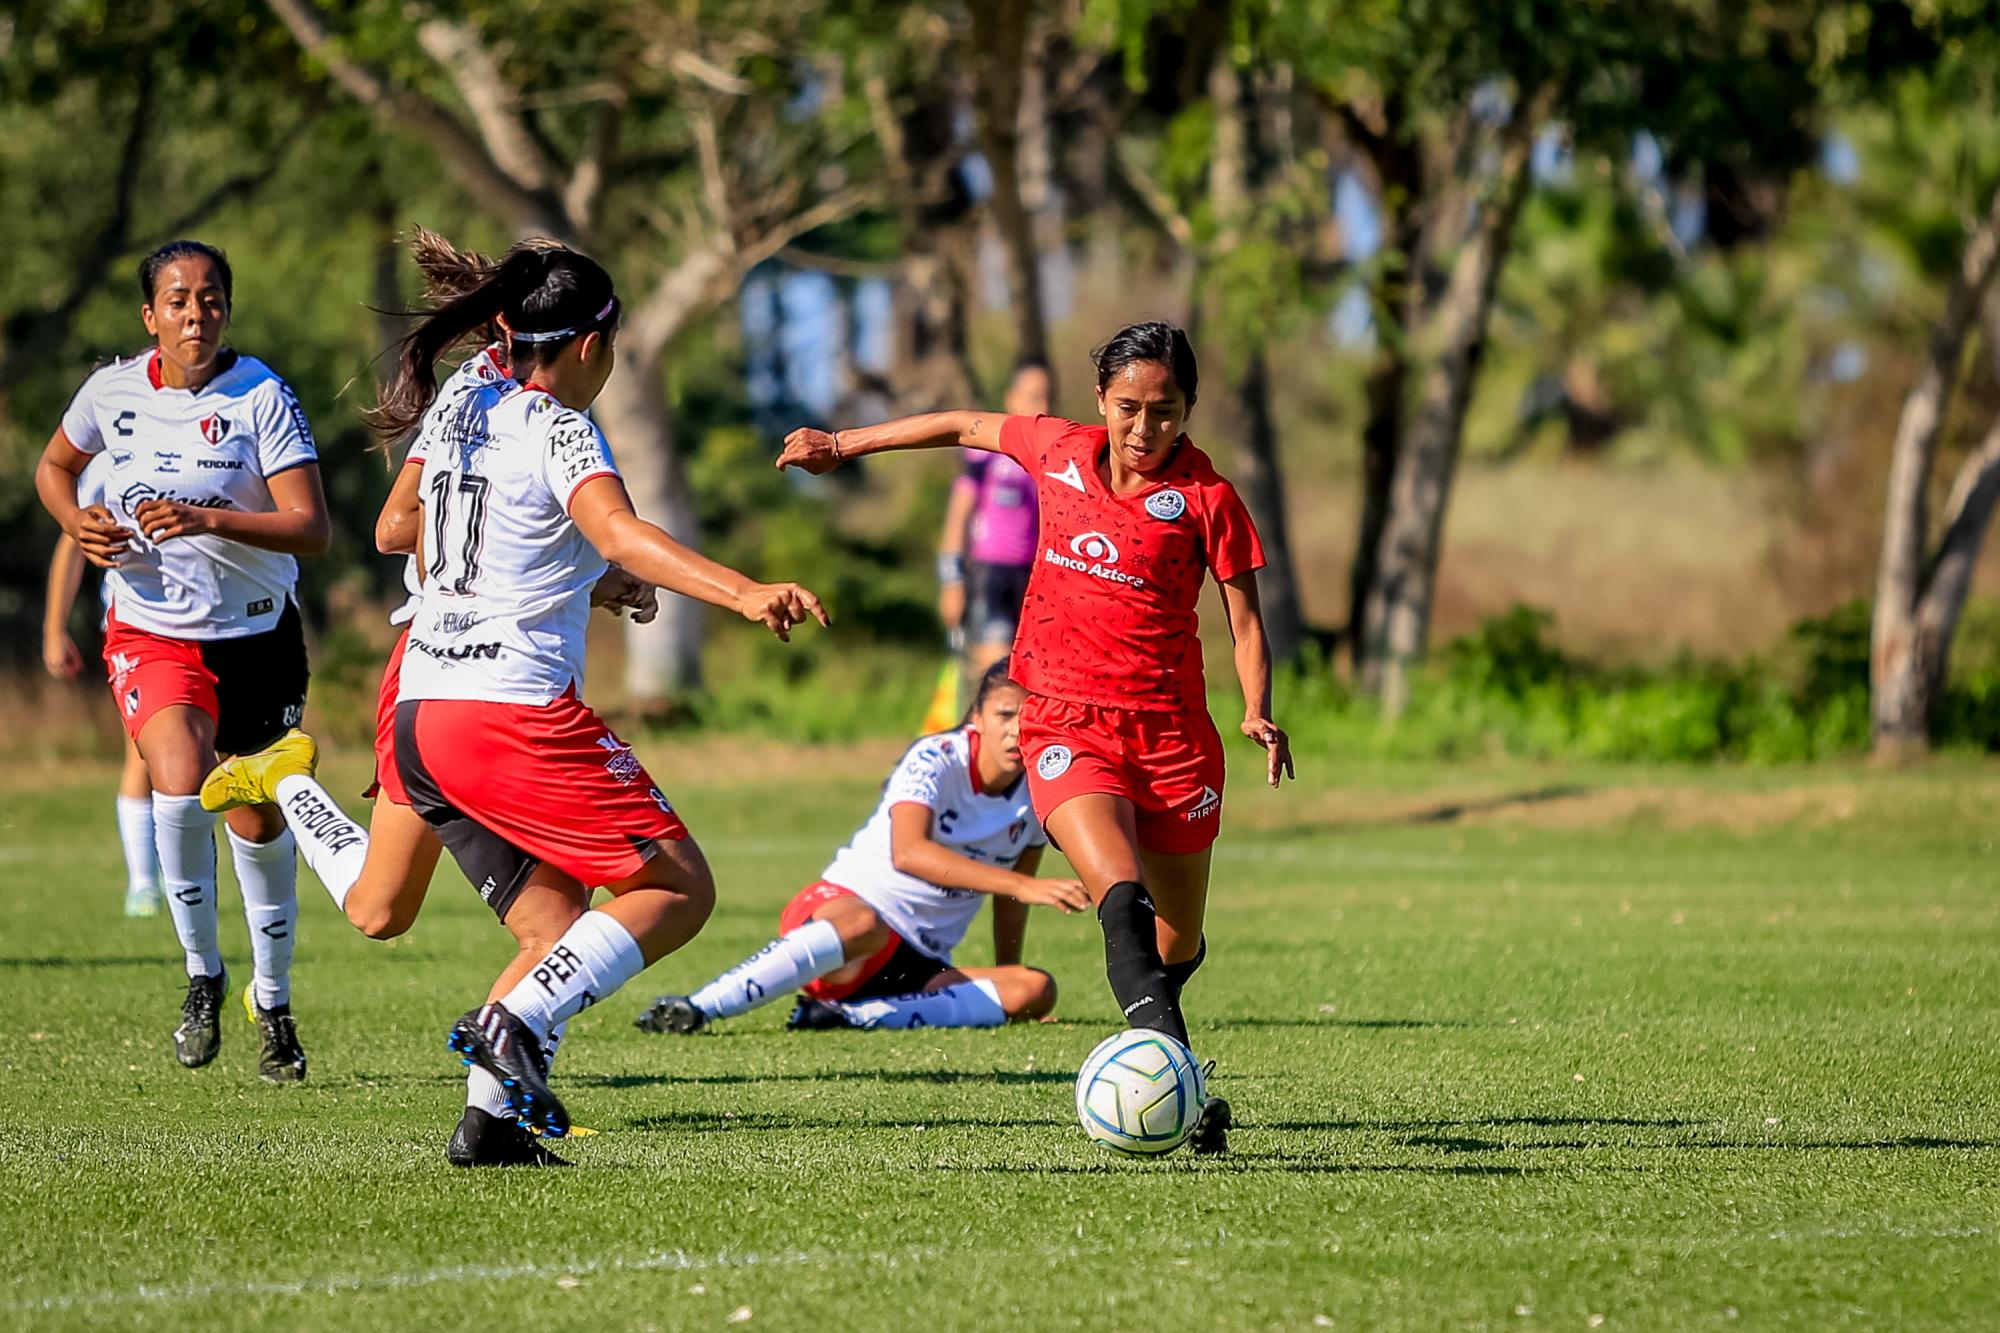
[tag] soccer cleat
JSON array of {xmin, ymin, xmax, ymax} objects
[
  {"xmin": 447, "ymin": 1004, "xmax": 569, "ymax": 1139},
  {"xmin": 445, "ymin": 1107, "xmax": 573, "ymax": 1168},
  {"xmin": 1190, "ymin": 1094, "xmax": 1232, "ymax": 1156},
  {"xmin": 174, "ymin": 970, "xmax": 228, "ymax": 1068},
  {"xmin": 199, "ymin": 728, "xmax": 318, "ymax": 813},
  {"xmin": 243, "ymin": 987, "xmax": 308, "ymax": 1083},
  {"xmin": 785, "ymin": 997, "xmax": 856, "ymax": 1031},
  {"xmin": 123, "ymin": 884, "xmax": 162, "ymax": 918},
  {"xmin": 633, "ymin": 995, "xmax": 707, "ymax": 1035}
]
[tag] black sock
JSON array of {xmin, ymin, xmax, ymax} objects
[
  {"xmin": 1164, "ymin": 935, "xmax": 1207, "ymax": 1001},
  {"xmin": 1097, "ymin": 881, "xmax": 1188, "ymax": 1046}
]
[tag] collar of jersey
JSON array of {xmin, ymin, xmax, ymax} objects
[
  {"xmin": 1092, "ymin": 432, "xmax": 1193, "ymax": 500},
  {"xmin": 146, "ymin": 346, "xmax": 239, "ymax": 394}
]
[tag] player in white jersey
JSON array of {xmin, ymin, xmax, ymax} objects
[
  {"xmin": 204, "ymin": 240, "xmax": 826, "ymax": 1166},
  {"xmin": 636, "ymin": 661, "xmax": 1089, "ymax": 1035},
  {"xmin": 33, "ymin": 240, "xmax": 328, "ymax": 1083},
  {"xmin": 43, "ymin": 456, "xmax": 161, "ymax": 918}
]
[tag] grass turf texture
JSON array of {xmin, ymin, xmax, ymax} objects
[{"xmin": 2, "ymin": 750, "xmax": 1996, "ymax": 1330}]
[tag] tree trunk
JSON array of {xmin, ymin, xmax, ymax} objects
[
  {"xmin": 593, "ymin": 360, "xmax": 704, "ymax": 710},
  {"xmin": 1359, "ymin": 99, "xmax": 1544, "ymax": 716},
  {"xmin": 971, "ymin": 0, "xmax": 1047, "ymax": 364},
  {"xmin": 1232, "ymin": 349, "xmax": 1305, "ymax": 662},
  {"xmin": 1870, "ymin": 182, "xmax": 2000, "ymax": 754}
]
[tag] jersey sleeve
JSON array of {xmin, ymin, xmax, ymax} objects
[
  {"xmin": 1201, "ymin": 477, "xmax": 1267, "ymax": 582},
  {"xmin": 997, "ymin": 414, "xmax": 1065, "ymax": 473},
  {"xmin": 882, "ymin": 738, "xmax": 956, "ymax": 811},
  {"xmin": 253, "ymin": 378, "xmax": 320, "ymax": 477},
  {"xmin": 540, "ymin": 409, "xmax": 622, "ymax": 511},
  {"xmin": 58, "ymin": 367, "xmax": 110, "ymax": 455}
]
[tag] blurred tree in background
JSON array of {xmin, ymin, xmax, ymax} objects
[{"xmin": 9, "ymin": 0, "xmax": 2000, "ymax": 754}]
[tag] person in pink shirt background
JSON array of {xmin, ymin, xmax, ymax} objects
[{"xmin": 937, "ymin": 359, "xmax": 1049, "ymax": 681}]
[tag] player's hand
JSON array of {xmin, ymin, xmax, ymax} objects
[
  {"xmin": 133, "ymin": 498, "xmax": 214, "ymax": 545},
  {"xmin": 72, "ymin": 505, "xmax": 134, "ymax": 568},
  {"xmin": 776, "ymin": 428, "xmax": 843, "ymax": 476},
  {"xmin": 939, "ymin": 580, "xmax": 966, "ymax": 632},
  {"xmin": 43, "ymin": 632, "xmax": 84, "ymax": 680},
  {"xmin": 591, "ymin": 566, "xmax": 659, "ymax": 623},
  {"xmin": 737, "ymin": 581, "xmax": 830, "ymax": 641},
  {"xmin": 1014, "ymin": 878, "xmax": 1091, "ymax": 913},
  {"xmin": 1242, "ymin": 716, "xmax": 1295, "ymax": 787}
]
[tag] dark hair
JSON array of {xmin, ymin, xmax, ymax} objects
[
  {"xmin": 964, "ymin": 657, "xmax": 1025, "ymax": 724},
  {"xmin": 1011, "ymin": 356, "xmax": 1052, "ymax": 379},
  {"xmin": 369, "ymin": 240, "xmax": 619, "ymax": 442},
  {"xmin": 1089, "ymin": 320, "xmax": 1197, "ymax": 404},
  {"xmin": 406, "ymin": 226, "xmax": 568, "ymax": 351},
  {"xmin": 139, "ymin": 240, "xmax": 233, "ymax": 307}
]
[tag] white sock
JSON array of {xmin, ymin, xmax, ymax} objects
[
  {"xmin": 153, "ymin": 794, "xmax": 221, "ymax": 977},
  {"xmin": 229, "ymin": 827, "xmax": 298, "ymax": 1010},
  {"xmin": 836, "ymin": 979, "xmax": 1006, "ymax": 1030},
  {"xmin": 468, "ymin": 1019, "xmax": 567, "ymax": 1115},
  {"xmin": 115, "ymin": 795, "xmax": 158, "ymax": 895},
  {"xmin": 689, "ymin": 919, "xmax": 847, "ymax": 1020},
  {"xmin": 497, "ymin": 913, "xmax": 646, "ymax": 1040},
  {"xmin": 274, "ymin": 774, "xmax": 369, "ymax": 911}
]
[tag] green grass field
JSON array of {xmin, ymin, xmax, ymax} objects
[{"xmin": 3, "ymin": 748, "xmax": 1996, "ymax": 1330}]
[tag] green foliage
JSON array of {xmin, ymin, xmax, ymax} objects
[{"xmin": 1269, "ymin": 602, "xmax": 2000, "ymax": 764}]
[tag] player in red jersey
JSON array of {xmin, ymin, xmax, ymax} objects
[{"xmin": 778, "ymin": 321, "xmax": 1294, "ymax": 1154}]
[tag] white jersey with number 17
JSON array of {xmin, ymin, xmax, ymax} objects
[
  {"xmin": 397, "ymin": 383, "xmax": 620, "ymax": 706},
  {"xmin": 391, "ymin": 345, "xmax": 512, "ymax": 628}
]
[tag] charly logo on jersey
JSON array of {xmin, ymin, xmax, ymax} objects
[
  {"xmin": 1044, "ymin": 530, "xmax": 1145, "ymax": 588},
  {"xmin": 1037, "ymin": 745, "xmax": 1073, "ymax": 779},
  {"xmin": 197, "ymin": 414, "xmax": 231, "ymax": 445},
  {"xmin": 1145, "ymin": 488, "xmax": 1187, "ymax": 521}
]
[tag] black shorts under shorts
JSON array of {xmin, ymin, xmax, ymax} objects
[{"xmin": 206, "ymin": 599, "xmax": 310, "ymax": 756}]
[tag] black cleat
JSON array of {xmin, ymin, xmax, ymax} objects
[
  {"xmin": 246, "ymin": 993, "xmax": 308, "ymax": 1083},
  {"xmin": 174, "ymin": 970, "xmax": 227, "ymax": 1068},
  {"xmin": 634, "ymin": 995, "xmax": 707, "ymax": 1035},
  {"xmin": 445, "ymin": 1107, "xmax": 572, "ymax": 1168},
  {"xmin": 785, "ymin": 997, "xmax": 856, "ymax": 1031},
  {"xmin": 447, "ymin": 1004, "xmax": 569, "ymax": 1139},
  {"xmin": 1190, "ymin": 1094, "xmax": 1232, "ymax": 1156}
]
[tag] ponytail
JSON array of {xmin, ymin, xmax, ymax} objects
[{"xmin": 367, "ymin": 238, "xmax": 618, "ymax": 446}]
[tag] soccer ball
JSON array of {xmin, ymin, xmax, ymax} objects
[{"xmin": 1075, "ymin": 1028, "xmax": 1206, "ymax": 1156}]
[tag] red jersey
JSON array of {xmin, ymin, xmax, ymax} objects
[{"xmin": 997, "ymin": 414, "xmax": 1264, "ymax": 712}]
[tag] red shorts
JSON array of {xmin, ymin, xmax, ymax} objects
[
  {"xmin": 368, "ymin": 631, "xmax": 411, "ymax": 806},
  {"xmin": 1019, "ymin": 695, "xmax": 1225, "ymax": 855},
  {"xmin": 103, "ymin": 604, "xmax": 308, "ymax": 756},
  {"xmin": 779, "ymin": 882, "xmax": 947, "ymax": 1001},
  {"xmin": 394, "ymin": 691, "xmax": 688, "ymax": 904}
]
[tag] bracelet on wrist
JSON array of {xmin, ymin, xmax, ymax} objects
[
  {"xmin": 830, "ymin": 431, "xmax": 845, "ymax": 462},
  {"xmin": 937, "ymin": 553, "xmax": 967, "ymax": 583}
]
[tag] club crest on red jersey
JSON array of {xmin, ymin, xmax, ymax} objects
[
  {"xmin": 1145, "ymin": 489, "xmax": 1187, "ymax": 521},
  {"xmin": 197, "ymin": 414, "xmax": 231, "ymax": 445}
]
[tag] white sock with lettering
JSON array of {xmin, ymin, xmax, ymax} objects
[
  {"xmin": 116, "ymin": 794, "xmax": 158, "ymax": 896},
  {"xmin": 468, "ymin": 1019, "xmax": 567, "ymax": 1115},
  {"xmin": 689, "ymin": 919, "xmax": 846, "ymax": 1020},
  {"xmin": 836, "ymin": 979, "xmax": 1007, "ymax": 1030},
  {"xmin": 153, "ymin": 794, "xmax": 222, "ymax": 978},
  {"xmin": 274, "ymin": 774, "xmax": 369, "ymax": 910},
  {"xmin": 228, "ymin": 827, "xmax": 298, "ymax": 1010},
  {"xmin": 497, "ymin": 913, "xmax": 645, "ymax": 1041}
]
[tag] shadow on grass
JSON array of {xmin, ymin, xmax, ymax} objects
[
  {"xmin": 1206, "ymin": 1017, "xmax": 1485, "ymax": 1031},
  {"xmin": 0, "ymin": 956, "xmax": 164, "ymax": 970},
  {"xmin": 935, "ymin": 1157, "xmax": 1542, "ymax": 1177},
  {"xmin": 625, "ymin": 1109, "xmax": 1065, "ymax": 1133},
  {"xmin": 1248, "ymin": 785, "xmax": 1592, "ymax": 839},
  {"xmin": 1256, "ymin": 1115, "xmax": 1709, "ymax": 1133},
  {"xmin": 576, "ymin": 1068, "xmax": 1077, "ymax": 1090}
]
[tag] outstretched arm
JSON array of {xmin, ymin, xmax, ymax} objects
[
  {"xmin": 567, "ymin": 474, "xmax": 827, "ymax": 641},
  {"xmin": 1219, "ymin": 571, "xmax": 1295, "ymax": 787},
  {"xmin": 776, "ymin": 411, "xmax": 1007, "ymax": 475},
  {"xmin": 887, "ymin": 805, "xmax": 1089, "ymax": 910}
]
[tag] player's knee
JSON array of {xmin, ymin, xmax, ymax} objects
[
  {"xmin": 348, "ymin": 900, "xmax": 408, "ymax": 941},
  {"xmin": 1017, "ymin": 968, "xmax": 1058, "ymax": 1019}
]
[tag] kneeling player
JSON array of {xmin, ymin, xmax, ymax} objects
[{"xmin": 636, "ymin": 661, "xmax": 1089, "ymax": 1035}]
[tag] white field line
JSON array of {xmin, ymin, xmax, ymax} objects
[{"xmin": 10, "ymin": 1229, "xmax": 1991, "ymax": 1315}]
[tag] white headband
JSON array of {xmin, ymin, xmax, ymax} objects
[{"xmin": 510, "ymin": 296, "xmax": 617, "ymax": 344}]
